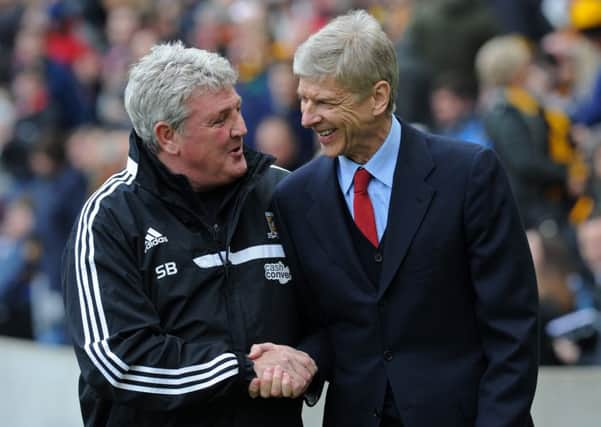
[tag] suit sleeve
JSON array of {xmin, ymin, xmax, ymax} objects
[
  {"xmin": 464, "ymin": 147, "xmax": 539, "ymax": 427},
  {"xmin": 61, "ymin": 207, "xmax": 255, "ymax": 411},
  {"xmin": 272, "ymin": 190, "xmax": 332, "ymax": 406}
]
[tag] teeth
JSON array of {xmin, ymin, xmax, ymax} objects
[{"xmin": 319, "ymin": 129, "xmax": 334, "ymax": 136}]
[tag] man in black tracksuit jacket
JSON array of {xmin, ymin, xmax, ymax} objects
[{"xmin": 61, "ymin": 42, "xmax": 316, "ymax": 426}]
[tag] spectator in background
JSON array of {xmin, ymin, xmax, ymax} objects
[
  {"xmin": 430, "ymin": 71, "xmax": 492, "ymax": 147},
  {"xmin": 266, "ymin": 60, "xmax": 316, "ymax": 166},
  {"xmin": 65, "ymin": 126, "xmax": 129, "ymax": 190},
  {"xmin": 0, "ymin": 0, "xmax": 25, "ymax": 83},
  {"xmin": 586, "ymin": 143, "xmax": 601, "ymax": 205},
  {"xmin": 96, "ymin": 4, "xmax": 141, "ymax": 128},
  {"xmin": 552, "ymin": 215, "xmax": 601, "ymax": 365},
  {"xmin": 526, "ymin": 228, "xmax": 576, "ymax": 365},
  {"xmin": 477, "ymin": 35, "xmax": 586, "ymax": 230},
  {"xmin": 0, "ymin": 86, "xmax": 16, "ymax": 197},
  {"xmin": 255, "ymin": 115, "xmax": 300, "ymax": 170},
  {"xmin": 402, "ymin": 0, "xmax": 500, "ymax": 95},
  {"xmin": 2, "ymin": 66, "xmax": 57, "ymax": 182},
  {"xmin": 28, "ymin": 130, "xmax": 87, "ymax": 344},
  {"xmin": 568, "ymin": 0, "xmax": 601, "ymax": 127},
  {"xmin": 230, "ymin": 1, "xmax": 273, "ymax": 149},
  {"xmin": 487, "ymin": 0, "xmax": 552, "ymax": 42},
  {"xmin": 45, "ymin": 0, "xmax": 90, "ymax": 67},
  {"xmin": 576, "ymin": 215, "xmax": 601, "ymax": 310},
  {"xmin": 378, "ymin": 0, "xmax": 434, "ymax": 127},
  {"xmin": 227, "ymin": 3, "xmax": 316, "ymax": 163},
  {"xmin": 0, "ymin": 196, "xmax": 38, "ymax": 340},
  {"xmin": 11, "ymin": 4, "xmax": 96, "ymax": 130},
  {"xmin": 393, "ymin": 0, "xmax": 500, "ymax": 128}
]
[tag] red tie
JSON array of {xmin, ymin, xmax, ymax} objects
[{"xmin": 353, "ymin": 168, "xmax": 378, "ymax": 247}]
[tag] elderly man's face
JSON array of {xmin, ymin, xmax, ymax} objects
[
  {"xmin": 172, "ymin": 86, "xmax": 248, "ymax": 191},
  {"xmin": 297, "ymin": 76, "xmax": 378, "ymax": 163}
]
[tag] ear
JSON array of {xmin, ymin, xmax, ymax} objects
[
  {"xmin": 372, "ymin": 80, "xmax": 391, "ymax": 116},
  {"xmin": 154, "ymin": 121, "xmax": 180, "ymax": 155}
]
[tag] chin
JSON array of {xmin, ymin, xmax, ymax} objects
[
  {"xmin": 319, "ymin": 143, "xmax": 340, "ymax": 158},
  {"xmin": 230, "ymin": 161, "xmax": 248, "ymax": 178}
]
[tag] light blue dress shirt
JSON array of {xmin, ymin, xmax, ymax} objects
[{"xmin": 337, "ymin": 116, "xmax": 401, "ymax": 241}]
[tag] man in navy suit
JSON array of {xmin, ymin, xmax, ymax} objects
[{"xmin": 260, "ymin": 10, "xmax": 538, "ymax": 427}]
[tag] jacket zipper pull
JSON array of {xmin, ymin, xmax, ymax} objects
[{"xmin": 212, "ymin": 223, "xmax": 220, "ymax": 241}]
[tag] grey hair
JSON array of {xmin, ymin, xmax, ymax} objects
[
  {"xmin": 124, "ymin": 41, "xmax": 238, "ymax": 153},
  {"xmin": 293, "ymin": 10, "xmax": 398, "ymax": 114},
  {"xmin": 475, "ymin": 35, "xmax": 532, "ymax": 88}
]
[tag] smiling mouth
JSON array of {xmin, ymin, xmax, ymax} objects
[
  {"xmin": 316, "ymin": 128, "xmax": 337, "ymax": 145},
  {"xmin": 317, "ymin": 129, "xmax": 335, "ymax": 137}
]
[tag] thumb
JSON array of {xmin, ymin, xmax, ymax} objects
[{"xmin": 248, "ymin": 342, "xmax": 276, "ymax": 359}]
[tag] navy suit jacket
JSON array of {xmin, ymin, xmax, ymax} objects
[{"xmin": 272, "ymin": 123, "xmax": 538, "ymax": 427}]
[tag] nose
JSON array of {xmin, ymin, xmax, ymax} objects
[
  {"xmin": 230, "ymin": 110, "xmax": 247, "ymax": 138},
  {"xmin": 301, "ymin": 104, "xmax": 321, "ymax": 128}
]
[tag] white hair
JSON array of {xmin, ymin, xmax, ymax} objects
[
  {"xmin": 124, "ymin": 41, "xmax": 238, "ymax": 153},
  {"xmin": 293, "ymin": 10, "xmax": 398, "ymax": 114}
]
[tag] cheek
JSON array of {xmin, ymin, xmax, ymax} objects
[
  {"xmin": 182, "ymin": 142, "xmax": 216, "ymax": 170},
  {"xmin": 337, "ymin": 105, "xmax": 364, "ymax": 129}
]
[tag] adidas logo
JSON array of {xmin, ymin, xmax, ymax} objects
[{"xmin": 144, "ymin": 227, "xmax": 168, "ymax": 253}]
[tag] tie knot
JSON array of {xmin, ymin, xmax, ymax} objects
[{"xmin": 354, "ymin": 168, "xmax": 371, "ymax": 194}]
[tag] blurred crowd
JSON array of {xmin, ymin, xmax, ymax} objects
[{"xmin": 2, "ymin": 0, "xmax": 601, "ymax": 366}]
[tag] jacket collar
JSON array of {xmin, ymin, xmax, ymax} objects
[{"xmin": 127, "ymin": 130, "xmax": 274, "ymax": 226}]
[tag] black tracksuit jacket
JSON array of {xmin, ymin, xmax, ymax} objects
[{"xmin": 62, "ymin": 132, "xmax": 305, "ymax": 426}]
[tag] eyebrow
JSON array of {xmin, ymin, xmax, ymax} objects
[
  {"xmin": 212, "ymin": 97, "xmax": 242, "ymax": 116},
  {"xmin": 297, "ymin": 91, "xmax": 336, "ymax": 103}
]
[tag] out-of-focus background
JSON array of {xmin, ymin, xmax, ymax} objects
[{"xmin": 1, "ymin": 0, "xmax": 601, "ymax": 425}]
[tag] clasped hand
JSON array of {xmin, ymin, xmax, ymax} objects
[{"xmin": 247, "ymin": 342, "xmax": 317, "ymax": 399}]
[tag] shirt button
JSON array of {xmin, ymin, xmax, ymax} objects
[
  {"xmin": 374, "ymin": 252, "xmax": 383, "ymax": 263},
  {"xmin": 384, "ymin": 350, "xmax": 393, "ymax": 361},
  {"xmin": 373, "ymin": 408, "xmax": 382, "ymax": 418}
]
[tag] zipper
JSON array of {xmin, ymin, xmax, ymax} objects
[{"xmin": 212, "ymin": 223, "xmax": 220, "ymax": 241}]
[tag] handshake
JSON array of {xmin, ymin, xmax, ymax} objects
[{"xmin": 247, "ymin": 342, "xmax": 317, "ymax": 399}]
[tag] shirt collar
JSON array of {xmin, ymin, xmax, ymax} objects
[{"xmin": 338, "ymin": 115, "xmax": 401, "ymax": 195}]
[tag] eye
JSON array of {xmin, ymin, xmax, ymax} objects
[{"xmin": 211, "ymin": 115, "xmax": 227, "ymax": 127}]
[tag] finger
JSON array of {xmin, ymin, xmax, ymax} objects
[
  {"xmin": 306, "ymin": 356, "xmax": 318, "ymax": 375},
  {"xmin": 281, "ymin": 372, "xmax": 293, "ymax": 398},
  {"xmin": 270, "ymin": 365, "xmax": 283, "ymax": 397},
  {"xmin": 290, "ymin": 375, "xmax": 309, "ymax": 398},
  {"xmin": 287, "ymin": 354, "xmax": 314, "ymax": 383},
  {"xmin": 260, "ymin": 367, "xmax": 274, "ymax": 398},
  {"xmin": 248, "ymin": 342, "xmax": 276, "ymax": 359},
  {"xmin": 297, "ymin": 352, "xmax": 318, "ymax": 377},
  {"xmin": 276, "ymin": 348, "xmax": 316, "ymax": 381},
  {"xmin": 248, "ymin": 378, "xmax": 260, "ymax": 399}
]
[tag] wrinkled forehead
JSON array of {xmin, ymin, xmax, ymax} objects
[
  {"xmin": 188, "ymin": 86, "xmax": 241, "ymax": 109},
  {"xmin": 297, "ymin": 75, "xmax": 349, "ymax": 99}
]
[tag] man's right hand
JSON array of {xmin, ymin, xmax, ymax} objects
[{"xmin": 247, "ymin": 342, "xmax": 317, "ymax": 399}]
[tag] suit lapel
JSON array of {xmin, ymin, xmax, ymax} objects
[
  {"xmin": 378, "ymin": 124, "xmax": 435, "ymax": 298},
  {"xmin": 306, "ymin": 157, "xmax": 375, "ymax": 294}
]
